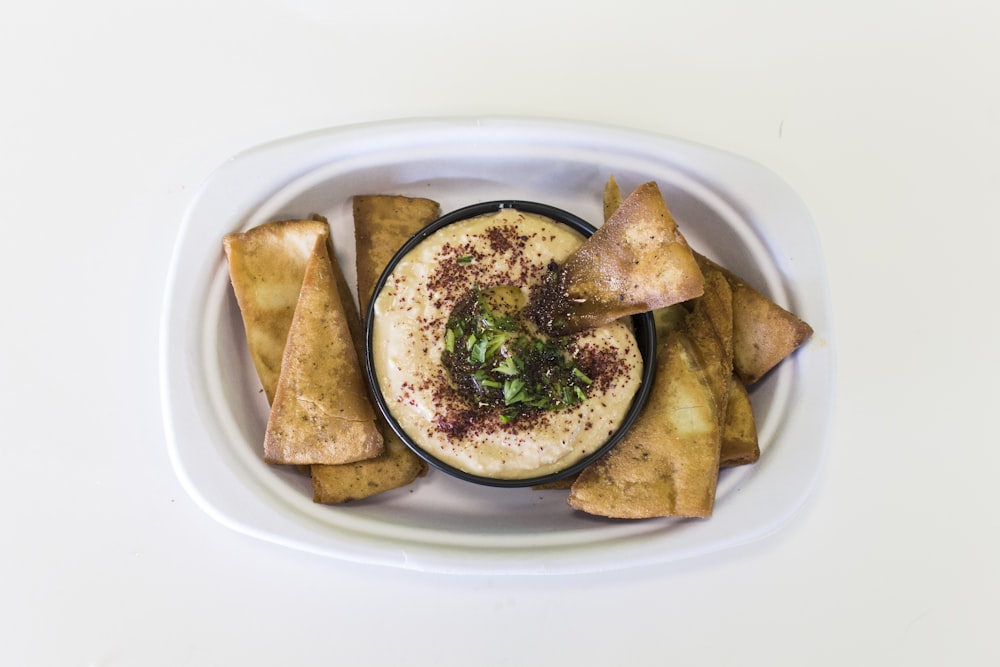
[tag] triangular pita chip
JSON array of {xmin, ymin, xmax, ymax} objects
[
  {"xmin": 354, "ymin": 195, "xmax": 440, "ymax": 317},
  {"xmin": 264, "ymin": 235, "xmax": 383, "ymax": 465},
  {"xmin": 311, "ymin": 425, "xmax": 427, "ymax": 504},
  {"xmin": 568, "ymin": 263, "xmax": 733, "ymax": 518},
  {"xmin": 720, "ymin": 377, "xmax": 759, "ymax": 467},
  {"xmin": 695, "ymin": 253, "xmax": 813, "ymax": 384},
  {"xmin": 223, "ymin": 220, "xmax": 329, "ymax": 402},
  {"xmin": 683, "ymin": 268, "xmax": 734, "ymax": 425},
  {"xmin": 304, "ymin": 196, "xmax": 439, "ymax": 499},
  {"xmin": 568, "ymin": 330, "xmax": 723, "ymax": 519},
  {"xmin": 603, "ymin": 173, "xmax": 623, "ymax": 223},
  {"xmin": 542, "ymin": 181, "xmax": 704, "ymax": 332},
  {"xmin": 654, "ymin": 266, "xmax": 755, "ymax": 468}
]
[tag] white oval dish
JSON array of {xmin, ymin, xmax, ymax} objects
[{"xmin": 159, "ymin": 117, "xmax": 834, "ymax": 575}]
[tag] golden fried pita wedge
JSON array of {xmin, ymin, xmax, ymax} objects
[
  {"xmin": 720, "ymin": 377, "xmax": 759, "ymax": 467},
  {"xmin": 304, "ymin": 195, "xmax": 438, "ymax": 500},
  {"xmin": 223, "ymin": 219, "xmax": 329, "ymax": 402},
  {"xmin": 311, "ymin": 426, "xmax": 427, "ymax": 504},
  {"xmin": 652, "ymin": 302, "xmax": 689, "ymax": 340},
  {"xmin": 532, "ymin": 474, "xmax": 578, "ymax": 491},
  {"xmin": 565, "ymin": 225, "xmax": 730, "ymax": 516},
  {"xmin": 695, "ymin": 253, "xmax": 813, "ymax": 384},
  {"xmin": 603, "ymin": 174, "xmax": 623, "ymax": 223},
  {"xmin": 263, "ymin": 235, "xmax": 383, "ymax": 465},
  {"xmin": 683, "ymin": 269, "xmax": 734, "ymax": 420},
  {"xmin": 354, "ymin": 195, "xmax": 440, "ymax": 317},
  {"xmin": 568, "ymin": 331, "xmax": 723, "ymax": 519},
  {"xmin": 542, "ymin": 181, "xmax": 704, "ymax": 333}
]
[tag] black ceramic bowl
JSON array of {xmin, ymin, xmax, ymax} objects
[{"xmin": 364, "ymin": 200, "xmax": 657, "ymax": 488}]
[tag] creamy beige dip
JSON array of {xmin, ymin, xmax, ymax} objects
[{"xmin": 371, "ymin": 208, "xmax": 643, "ymax": 480}]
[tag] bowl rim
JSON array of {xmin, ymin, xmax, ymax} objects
[{"xmin": 363, "ymin": 200, "xmax": 657, "ymax": 488}]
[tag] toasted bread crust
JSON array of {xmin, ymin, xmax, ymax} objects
[
  {"xmin": 556, "ymin": 182, "xmax": 705, "ymax": 331},
  {"xmin": 223, "ymin": 220, "xmax": 329, "ymax": 402},
  {"xmin": 695, "ymin": 253, "xmax": 813, "ymax": 384},
  {"xmin": 354, "ymin": 195, "xmax": 440, "ymax": 317},
  {"xmin": 264, "ymin": 235, "xmax": 383, "ymax": 465}
]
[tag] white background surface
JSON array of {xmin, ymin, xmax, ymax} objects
[{"xmin": 2, "ymin": 1, "xmax": 996, "ymax": 665}]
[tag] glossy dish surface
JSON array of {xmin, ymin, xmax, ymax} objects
[{"xmin": 159, "ymin": 117, "xmax": 834, "ymax": 574}]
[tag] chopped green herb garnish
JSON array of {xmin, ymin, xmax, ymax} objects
[
  {"xmin": 503, "ymin": 378, "xmax": 525, "ymax": 404},
  {"xmin": 457, "ymin": 255, "xmax": 474, "ymax": 264},
  {"xmin": 494, "ymin": 356, "xmax": 519, "ymax": 376},
  {"xmin": 440, "ymin": 285, "xmax": 591, "ymax": 422},
  {"xmin": 469, "ymin": 337, "xmax": 488, "ymax": 364}
]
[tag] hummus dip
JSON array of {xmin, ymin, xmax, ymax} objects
[{"xmin": 371, "ymin": 208, "xmax": 643, "ymax": 480}]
